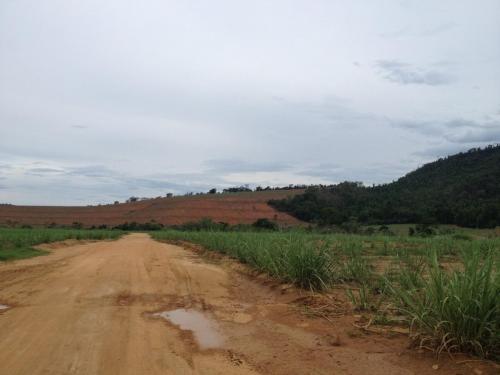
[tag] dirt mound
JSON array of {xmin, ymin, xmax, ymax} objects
[{"xmin": 0, "ymin": 190, "xmax": 303, "ymax": 227}]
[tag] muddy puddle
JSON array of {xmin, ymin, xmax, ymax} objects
[{"xmin": 155, "ymin": 309, "xmax": 224, "ymax": 349}]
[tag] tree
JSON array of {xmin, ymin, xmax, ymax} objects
[{"xmin": 269, "ymin": 145, "xmax": 500, "ymax": 228}]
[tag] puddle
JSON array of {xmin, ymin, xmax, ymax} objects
[
  {"xmin": 155, "ymin": 309, "xmax": 224, "ymax": 349},
  {"xmin": 0, "ymin": 304, "xmax": 9, "ymax": 311}
]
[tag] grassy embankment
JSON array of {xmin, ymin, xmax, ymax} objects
[
  {"xmin": 0, "ymin": 228, "xmax": 124, "ymax": 261},
  {"xmin": 152, "ymin": 230, "xmax": 499, "ymax": 359}
]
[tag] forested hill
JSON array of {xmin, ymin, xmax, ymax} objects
[{"xmin": 269, "ymin": 145, "xmax": 500, "ymax": 228}]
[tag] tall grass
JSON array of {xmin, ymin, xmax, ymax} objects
[
  {"xmin": 0, "ymin": 228, "xmax": 124, "ymax": 261},
  {"xmin": 153, "ymin": 231, "xmax": 335, "ymax": 290},
  {"xmin": 387, "ymin": 249, "xmax": 499, "ymax": 359},
  {"xmin": 153, "ymin": 229, "xmax": 499, "ymax": 358}
]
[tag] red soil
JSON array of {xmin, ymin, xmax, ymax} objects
[{"xmin": 0, "ymin": 190, "xmax": 303, "ymax": 227}]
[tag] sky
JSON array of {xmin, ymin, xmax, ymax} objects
[{"xmin": 1, "ymin": 0, "xmax": 499, "ymax": 205}]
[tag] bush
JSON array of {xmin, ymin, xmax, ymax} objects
[
  {"xmin": 171, "ymin": 218, "xmax": 228, "ymax": 231},
  {"xmin": 252, "ymin": 218, "xmax": 278, "ymax": 231},
  {"xmin": 409, "ymin": 224, "xmax": 436, "ymax": 237},
  {"xmin": 113, "ymin": 222, "xmax": 163, "ymax": 231}
]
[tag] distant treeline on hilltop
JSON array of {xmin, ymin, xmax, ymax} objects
[
  {"xmin": 269, "ymin": 145, "xmax": 500, "ymax": 228},
  {"xmin": 121, "ymin": 184, "xmax": 308, "ymax": 204}
]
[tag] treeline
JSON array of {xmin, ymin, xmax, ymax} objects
[
  {"xmin": 111, "ymin": 184, "xmax": 308, "ymax": 205},
  {"xmin": 197, "ymin": 184, "xmax": 309, "ymax": 194},
  {"xmin": 169, "ymin": 218, "xmax": 279, "ymax": 231},
  {"xmin": 18, "ymin": 218, "xmax": 281, "ymax": 232},
  {"xmin": 270, "ymin": 145, "xmax": 500, "ymax": 228}
]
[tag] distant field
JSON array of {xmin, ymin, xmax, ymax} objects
[
  {"xmin": 0, "ymin": 190, "xmax": 304, "ymax": 228},
  {"xmin": 0, "ymin": 228, "xmax": 123, "ymax": 261},
  {"xmin": 153, "ymin": 230, "xmax": 500, "ymax": 359}
]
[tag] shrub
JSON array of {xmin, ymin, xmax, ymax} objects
[{"xmin": 252, "ymin": 218, "xmax": 278, "ymax": 231}]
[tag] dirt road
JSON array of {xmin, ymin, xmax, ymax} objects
[{"xmin": 0, "ymin": 234, "xmax": 491, "ymax": 374}]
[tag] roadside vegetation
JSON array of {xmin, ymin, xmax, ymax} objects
[
  {"xmin": 152, "ymin": 229, "xmax": 499, "ymax": 359},
  {"xmin": 0, "ymin": 228, "xmax": 124, "ymax": 261},
  {"xmin": 2, "ymin": 219, "xmax": 498, "ymax": 359}
]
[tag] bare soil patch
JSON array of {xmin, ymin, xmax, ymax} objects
[{"xmin": 0, "ymin": 190, "xmax": 303, "ymax": 227}]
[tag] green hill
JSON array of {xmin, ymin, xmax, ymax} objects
[{"xmin": 269, "ymin": 145, "xmax": 500, "ymax": 228}]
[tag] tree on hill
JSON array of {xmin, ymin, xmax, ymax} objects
[{"xmin": 269, "ymin": 145, "xmax": 500, "ymax": 228}]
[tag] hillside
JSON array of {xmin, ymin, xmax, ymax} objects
[
  {"xmin": 270, "ymin": 145, "xmax": 500, "ymax": 228},
  {"xmin": 0, "ymin": 190, "xmax": 304, "ymax": 228}
]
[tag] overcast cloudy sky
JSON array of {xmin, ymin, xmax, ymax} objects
[{"xmin": 1, "ymin": 1, "xmax": 499, "ymax": 205}]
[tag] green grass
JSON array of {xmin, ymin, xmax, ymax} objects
[
  {"xmin": 0, "ymin": 228, "xmax": 124, "ymax": 261},
  {"xmin": 153, "ymin": 231, "xmax": 335, "ymax": 290},
  {"xmin": 152, "ymin": 229, "xmax": 499, "ymax": 359},
  {"xmin": 387, "ymin": 249, "xmax": 499, "ymax": 359}
]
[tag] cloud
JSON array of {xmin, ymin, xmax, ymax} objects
[
  {"xmin": 413, "ymin": 143, "xmax": 482, "ymax": 159},
  {"xmin": 295, "ymin": 161, "xmax": 409, "ymax": 185},
  {"xmin": 409, "ymin": 119, "xmax": 500, "ymax": 158},
  {"xmin": 26, "ymin": 167, "xmax": 65, "ymax": 175},
  {"xmin": 392, "ymin": 120, "xmax": 444, "ymax": 136},
  {"xmin": 392, "ymin": 118, "xmax": 499, "ymax": 140},
  {"xmin": 445, "ymin": 127, "xmax": 500, "ymax": 143},
  {"xmin": 65, "ymin": 165, "xmax": 118, "ymax": 178},
  {"xmin": 205, "ymin": 159, "xmax": 292, "ymax": 174},
  {"xmin": 376, "ymin": 60, "xmax": 453, "ymax": 86}
]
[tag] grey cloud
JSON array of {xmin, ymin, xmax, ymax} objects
[
  {"xmin": 205, "ymin": 159, "xmax": 292, "ymax": 174},
  {"xmin": 392, "ymin": 118, "xmax": 499, "ymax": 139},
  {"xmin": 376, "ymin": 60, "xmax": 453, "ymax": 86},
  {"xmin": 444, "ymin": 119, "xmax": 483, "ymax": 129},
  {"xmin": 123, "ymin": 177, "xmax": 201, "ymax": 192},
  {"xmin": 413, "ymin": 143, "xmax": 482, "ymax": 159},
  {"xmin": 25, "ymin": 167, "xmax": 65, "ymax": 176},
  {"xmin": 445, "ymin": 127, "xmax": 500, "ymax": 144},
  {"xmin": 296, "ymin": 161, "xmax": 410, "ymax": 185},
  {"xmin": 28, "ymin": 167, "xmax": 64, "ymax": 173},
  {"xmin": 392, "ymin": 120, "xmax": 444, "ymax": 136},
  {"xmin": 65, "ymin": 165, "xmax": 119, "ymax": 178}
]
